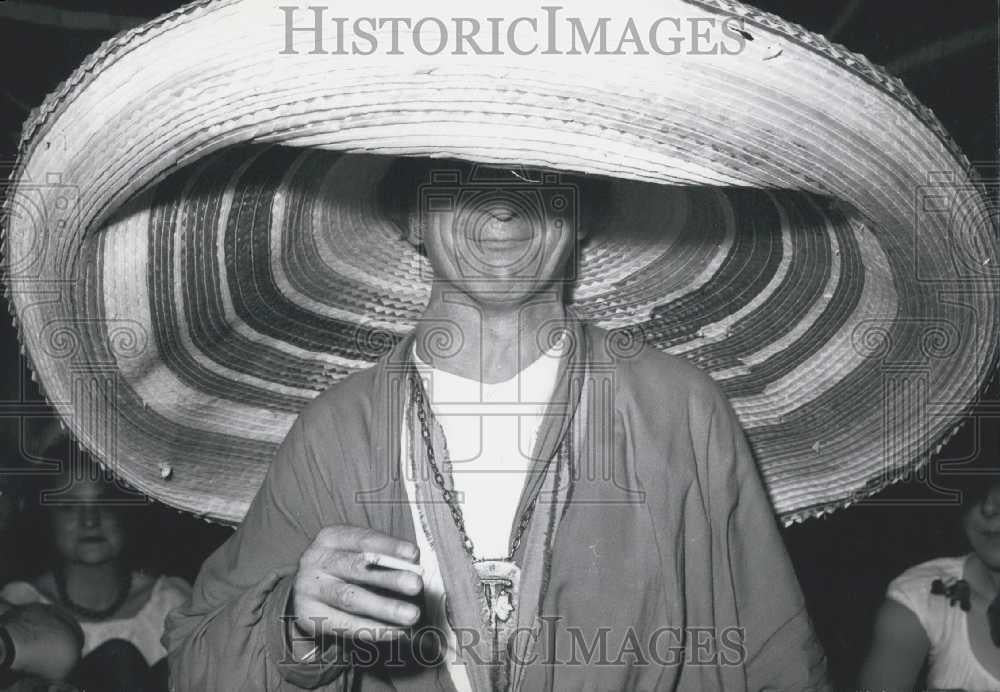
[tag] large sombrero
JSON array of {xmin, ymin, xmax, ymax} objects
[{"xmin": 3, "ymin": 0, "xmax": 997, "ymax": 525}]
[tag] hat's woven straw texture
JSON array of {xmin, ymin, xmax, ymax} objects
[{"xmin": 3, "ymin": 0, "xmax": 998, "ymax": 525}]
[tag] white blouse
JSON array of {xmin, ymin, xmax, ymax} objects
[
  {"xmin": 0, "ymin": 573, "xmax": 191, "ymax": 665},
  {"xmin": 888, "ymin": 555, "xmax": 1000, "ymax": 692}
]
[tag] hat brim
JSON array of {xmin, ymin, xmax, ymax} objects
[{"xmin": 4, "ymin": 0, "xmax": 998, "ymax": 524}]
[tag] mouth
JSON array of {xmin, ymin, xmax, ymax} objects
[
  {"xmin": 79, "ymin": 536, "xmax": 106, "ymax": 544},
  {"xmin": 472, "ymin": 236, "xmax": 533, "ymax": 247},
  {"xmin": 464, "ymin": 207, "xmax": 539, "ymax": 246},
  {"xmin": 468, "ymin": 226, "xmax": 536, "ymax": 246},
  {"xmin": 490, "ymin": 209, "xmax": 515, "ymax": 223}
]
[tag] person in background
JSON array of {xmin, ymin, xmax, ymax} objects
[
  {"xmin": 860, "ymin": 469, "xmax": 1000, "ymax": 691},
  {"xmin": 0, "ymin": 599, "xmax": 83, "ymax": 690},
  {"xmin": 0, "ymin": 439, "xmax": 191, "ymax": 692}
]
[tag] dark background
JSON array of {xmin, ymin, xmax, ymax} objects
[{"xmin": 0, "ymin": 1, "xmax": 997, "ymax": 688}]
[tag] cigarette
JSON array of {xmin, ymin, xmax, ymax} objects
[
  {"xmin": 299, "ymin": 644, "xmax": 321, "ymax": 663},
  {"xmin": 363, "ymin": 552, "xmax": 424, "ymax": 576}
]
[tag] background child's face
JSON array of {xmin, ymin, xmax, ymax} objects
[
  {"xmin": 963, "ymin": 483, "xmax": 1000, "ymax": 570},
  {"xmin": 49, "ymin": 476, "xmax": 126, "ymax": 567}
]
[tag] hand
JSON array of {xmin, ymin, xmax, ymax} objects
[
  {"xmin": 0, "ymin": 604, "xmax": 83, "ymax": 681},
  {"xmin": 292, "ymin": 526, "xmax": 423, "ymax": 643}
]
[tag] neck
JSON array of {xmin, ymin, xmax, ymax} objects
[
  {"xmin": 415, "ymin": 285, "xmax": 568, "ymax": 383},
  {"xmin": 969, "ymin": 554, "xmax": 1000, "ymax": 595},
  {"xmin": 986, "ymin": 563, "xmax": 1000, "ymax": 593},
  {"xmin": 60, "ymin": 561, "xmax": 126, "ymax": 611}
]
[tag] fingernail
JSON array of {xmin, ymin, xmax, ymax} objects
[
  {"xmin": 404, "ymin": 574, "xmax": 422, "ymax": 592},
  {"xmin": 403, "ymin": 544, "xmax": 418, "ymax": 560},
  {"xmin": 399, "ymin": 604, "xmax": 419, "ymax": 623}
]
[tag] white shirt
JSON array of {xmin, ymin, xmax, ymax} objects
[
  {"xmin": 0, "ymin": 573, "xmax": 191, "ymax": 665},
  {"xmin": 401, "ymin": 341, "xmax": 563, "ymax": 690},
  {"xmin": 888, "ymin": 555, "xmax": 1000, "ymax": 692}
]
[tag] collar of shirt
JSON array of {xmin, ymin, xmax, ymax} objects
[{"xmin": 411, "ymin": 335, "xmax": 566, "ymax": 409}]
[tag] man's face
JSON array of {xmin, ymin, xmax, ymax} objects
[{"xmin": 414, "ymin": 166, "xmax": 582, "ymax": 306}]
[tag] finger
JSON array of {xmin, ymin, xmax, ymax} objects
[
  {"xmin": 362, "ymin": 553, "xmax": 424, "ymax": 576},
  {"xmin": 299, "ymin": 602, "xmax": 410, "ymax": 642},
  {"xmin": 317, "ymin": 578, "xmax": 421, "ymax": 627},
  {"xmin": 316, "ymin": 526, "xmax": 418, "ymax": 562},
  {"xmin": 318, "ymin": 550, "xmax": 423, "ymax": 596}
]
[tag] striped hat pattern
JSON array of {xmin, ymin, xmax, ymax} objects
[{"xmin": 3, "ymin": 0, "xmax": 998, "ymax": 524}]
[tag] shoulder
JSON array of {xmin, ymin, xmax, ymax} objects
[
  {"xmin": 587, "ymin": 324, "xmax": 728, "ymax": 418},
  {"xmin": 130, "ymin": 570, "xmax": 158, "ymax": 599},
  {"xmin": 293, "ymin": 358, "xmax": 384, "ymax": 431},
  {"xmin": 155, "ymin": 574, "xmax": 193, "ymax": 599},
  {"xmin": 268, "ymin": 358, "xmax": 388, "ymax": 496},
  {"xmin": 272, "ymin": 360, "xmax": 385, "ymax": 461},
  {"xmin": 889, "ymin": 556, "xmax": 966, "ymax": 596},
  {"xmin": 0, "ymin": 579, "xmax": 47, "ymax": 605},
  {"xmin": 588, "ymin": 326, "xmax": 725, "ymax": 403},
  {"xmin": 886, "ymin": 556, "xmax": 967, "ymax": 636},
  {"xmin": 148, "ymin": 575, "xmax": 193, "ymax": 612}
]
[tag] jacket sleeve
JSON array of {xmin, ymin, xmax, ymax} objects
[
  {"xmin": 163, "ymin": 411, "xmax": 351, "ymax": 691},
  {"xmin": 707, "ymin": 393, "xmax": 832, "ymax": 692}
]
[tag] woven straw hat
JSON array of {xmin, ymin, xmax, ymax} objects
[{"xmin": 3, "ymin": 0, "xmax": 997, "ymax": 525}]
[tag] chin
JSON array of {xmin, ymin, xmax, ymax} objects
[
  {"xmin": 971, "ymin": 538, "xmax": 1000, "ymax": 571},
  {"xmin": 76, "ymin": 546, "xmax": 115, "ymax": 564},
  {"xmin": 469, "ymin": 266, "xmax": 570, "ymax": 294},
  {"xmin": 455, "ymin": 278, "xmax": 547, "ymax": 304}
]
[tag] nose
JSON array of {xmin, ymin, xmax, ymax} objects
[
  {"xmin": 78, "ymin": 504, "xmax": 100, "ymax": 528},
  {"xmin": 982, "ymin": 489, "xmax": 1000, "ymax": 518}
]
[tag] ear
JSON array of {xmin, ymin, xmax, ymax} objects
[
  {"xmin": 575, "ymin": 196, "xmax": 607, "ymax": 245},
  {"xmin": 572, "ymin": 173, "xmax": 612, "ymax": 244},
  {"xmin": 405, "ymin": 209, "xmax": 425, "ymax": 246}
]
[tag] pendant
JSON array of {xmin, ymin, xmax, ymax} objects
[
  {"xmin": 493, "ymin": 589, "xmax": 514, "ymax": 622},
  {"xmin": 474, "ymin": 559, "xmax": 520, "ymax": 628}
]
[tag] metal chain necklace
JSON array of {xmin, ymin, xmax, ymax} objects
[
  {"xmin": 409, "ymin": 370, "xmax": 544, "ymax": 636},
  {"xmin": 410, "ymin": 370, "xmax": 540, "ymax": 564}
]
